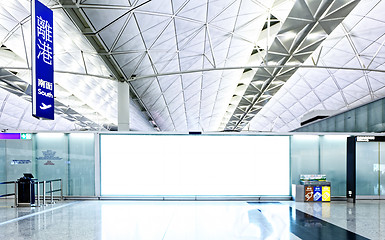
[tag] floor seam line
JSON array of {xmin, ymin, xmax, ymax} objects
[
  {"xmin": 161, "ymin": 206, "xmax": 178, "ymax": 240},
  {"xmin": 0, "ymin": 201, "xmax": 78, "ymax": 226}
]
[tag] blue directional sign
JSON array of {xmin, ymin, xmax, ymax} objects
[{"xmin": 32, "ymin": 0, "xmax": 54, "ymax": 120}]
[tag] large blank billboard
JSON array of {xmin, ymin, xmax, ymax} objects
[{"xmin": 100, "ymin": 135, "xmax": 289, "ymax": 196}]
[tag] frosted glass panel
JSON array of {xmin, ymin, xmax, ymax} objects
[
  {"xmin": 290, "ymin": 135, "xmax": 319, "ymax": 185},
  {"xmin": 68, "ymin": 133, "xmax": 95, "ymax": 196},
  {"xmin": 356, "ymin": 106, "xmax": 368, "ymax": 132},
  {"xmin": 368, "ymin": 101, "xmax": 382, "ymax": 131},
  {"xmin": 356, "ymin": 142, "xmax": 378, "ymax": 195},
  {"xmin": 345, "ymin": 111, "xmax": 355, "ymax": 132},
  {"xmin": 101, "ymin": 135, "xmax": 290, "ymax": 196},
  {"xmin": 5, "ymin": 139, "xmax": 33, "ymax": 193},
  {"xmin": 5, "ymin": 140, "xmax": 33, "ymax": 182},
  {"xmin": 35, "ymin": 133, "xmax": 69, "ymax": 196},
  {"xmin": 320, "ymin": 136, "xmax": 347, "ymax": 196},
  {"xmin": 0, "ymin": 133, "xmax": 96, "ymax": 197},
  {"xmin": 380, "ymin": 143, "xmax": 385, "ymax": 196},
  {"xmin": 0, "ymin": 141, "xmax": 5, "ymax": 195}
]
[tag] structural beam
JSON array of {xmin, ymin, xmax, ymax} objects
[
  {"xmin": 130, "ymin": 64, "xmax": 385, "ymax": 81},
  {"xmin": 118, "ymin": 81, "xmax": 130, "ymax": 131}
]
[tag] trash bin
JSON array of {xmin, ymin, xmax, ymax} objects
[{"xmin": 17, "ymin": 173, "xmax": 35, "ymax": 206}]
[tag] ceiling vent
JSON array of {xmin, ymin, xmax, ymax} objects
[{"xmin": 300, "ymin": 110, "xmax": 339, "ymax": 126}]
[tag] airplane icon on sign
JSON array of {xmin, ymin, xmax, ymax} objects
[{"xmin": 40, "ymin": 103, "xmax": 52, "ymax": 110}]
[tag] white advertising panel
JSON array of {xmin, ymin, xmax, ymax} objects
[{"xmin": 101, "ymin": 135, "xmax": 289, "ymax": 196}]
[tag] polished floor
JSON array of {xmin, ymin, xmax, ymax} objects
[{"xmin": 0, "ymin": 199, "xmax": 382, "ymax": 239}]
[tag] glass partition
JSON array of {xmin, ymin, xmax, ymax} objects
[
  {"xmin": 319, "ymin": 135, "xmax": 346, "ymax": 196},
  {"xmin": 290, "ymin": 135, "xmax": 319, "ymax": 185},
  {"xmin": 355, "ymin": 141, "xmax": 385, "ymax": 197},
  {"xmin": 35, "ymin": 133, "xmax": 69, "ymax": 196},
  {"xmin": 0, "ymin": 132, "xmax": 350, "ymax": 198},
  {"xmin": 290, "ymin": 135, "xmax": 347, "ymax": 197},
  {"xmin": 380, "ymin": 143, "xmax": 385, "ymax": 196},
  {"xmin": 0, "ymin": 141, "xmax": 6, "ymax": 195},
  {"xmin": 5, "ymin": 138, "xmax": 33, "ymax": 193},
  {"xmin": 356, "ymin": 142, "xmax": 379, "ymax": 196},
  {"xmin": 0, "ymin": 133, "xmax": 95, "ymax": 197},
  {"xmin": 68, "ymin": 133, "xmax": 95, "ymax": 196}
]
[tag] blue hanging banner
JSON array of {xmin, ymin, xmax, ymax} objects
[{"xmin": 32, "ymin": 0, "xmax": 54, "ymax": 120}]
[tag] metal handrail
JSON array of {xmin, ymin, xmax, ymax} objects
[
  {"xmin": 1, "ymin": 178, "xmax": 62, "ymax": 208},
  {"xmin": 0, "ymin": 181, "xmax": 16, "ymax": 184},
  {"xmin": 0, "ymin": 181, "xmax": 18, "ymax": 208},
  {"xmin": 35, "ymin": 179, "xmax": 62, "ymax": 205}
]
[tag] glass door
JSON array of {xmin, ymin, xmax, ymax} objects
[
  {"xmin": 356, "ymin": 142, "xmax": 385, "ymax": 199},
  {"xmin": 379, "ymin": 143, "xmax": 385, "ymax": 198}
]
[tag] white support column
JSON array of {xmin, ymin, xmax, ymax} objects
[{"xmin": 118, "ymin": 81, "xmax": 130, "ymax": 131}]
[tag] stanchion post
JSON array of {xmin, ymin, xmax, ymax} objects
[
  {"xmin": 36, "ymin": 182, "xmax": 40, "ymax": 207},
  {"xmin": 50, "ymin": 181, "xmax": 54, "ymax": 204},
  {"xmin": 43, "ymin": 181, "xmax": 46, "ymax": 205},
  {"xmin": 60, "ymin": 179, "xmax": 63, "ymax": 201},
  {"xmin": 14, "ymin": 181, "xmax": 17, "ymax": 208}
]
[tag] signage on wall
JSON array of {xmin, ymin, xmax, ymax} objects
[
  {"xmin": 32, "ymin": 0, "xmax": 54, "ymax": 120},
  {"xmin": 36, "ymin": 150, "xmax": 62, "ymax": 165},
  {"xmin": 11, "ymin": 160, "xmax": 31, "ymax": 165},
  {"xmin": 20, "ymin": 133, "xmax": 32, "ymax": 140},
  {"xmin": 0, "ymin": 133, "xmax": 32, "ymax": 140},
  {"xmin": 356, "ymin": 136, "xmax": 385, "ymax": 142},
  {"xmin": 356, "ymin": 136, "xmax": 375, "ymax": 142},
  {"xmin": 0, "ymin": 133, "xmax": 21, "ymax": 139}
]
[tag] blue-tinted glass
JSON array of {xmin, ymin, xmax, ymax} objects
[
  {"xmin": 320, "ymin": 135, "xmax": 347, "ymax": 196},
  {"xmin": 290, "ymin": 135, "xmax": 319, "ymax": 185},
  {"xmin": 356, "ymin": 142, "xmax": 379, "ymax": 196},
  {"xmin": 68, "ymin": 133, "xmax": 95, "ymax": 196},
  {"xmin": 35, "ymin": 133, "xmax": 68, "ymax": 196}
]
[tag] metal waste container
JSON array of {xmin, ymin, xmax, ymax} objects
[{"xmin": 17, "ymin": 173, "xmax": 35, "ymax": 206}]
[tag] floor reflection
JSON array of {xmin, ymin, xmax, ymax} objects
[
  {"xmin": 101, "ymin": 202, "xmax": 293, "ymax": 240},
  {"xmin": 0, "ymin": 201, "xmax": 381, "ymax": 239}
]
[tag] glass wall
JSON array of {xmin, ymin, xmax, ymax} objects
[
  {"xmin": 35, "ymin": 133, "xmax": 69, "ymax": 196},
  {"xmin": 380, "ymin": 143, "xmax": 385, "ymax": 196},
  {"xmin": 68, "ymin": 133, "xmax": 95, "ymax": 196},
  {"xmin": 1, "ymin": 132, "xmax": 349, "ymax": 198},
  {"xmin": 319, "ymin": 135, "xmax": 347, "ymax": 196},
  {"xmin": 356, "ymin": 142, "xmax": 378, "ymax": 195},
  {"xmin": 0, "ymin": 141, "xmax": 6, "ymax": 195},
  {"xmin": 290, "ymin": 135, "xmax": 347, "ymax": 196},
  {"xmin": 295, "ymin": 97, "xmax": 385, "ymax": 132},
  {"xmin": 5, "ymin": 138, "xmax": 33, "ymax": 193},
  {"xmin": 290, "ymin": 135, "xmax": 319, "ymax": 185},
  {"xmin": 0, "ymin": 133, "xmax": 95, "ymax": 197},
  {"xmin": 356, "ymin": 141, "xmax": 385, "ymax": 197}
]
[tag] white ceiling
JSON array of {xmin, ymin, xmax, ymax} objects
[
  {"xmin": 0, "ymin": 0, "xmax": 384, "ymax": 132},
  {"xmin": 248, "ymin": 0, "xmax": 385, "ymax": 131}
]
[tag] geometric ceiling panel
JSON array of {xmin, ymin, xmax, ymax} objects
[
  {"xmin": 4, "ymin": 0, "xmax": 385, "ymax": 134},
  {"xmin": 77, "ymin": 0, "xmax": 287, "ymax": 131},
  {"xmin": 0, "ymin": 0, "xmax": 155, "ymax": 132},
  {"xmin": 223, "ymin": 0, "xmax": 360, "ymax": 131},
  {"xmin": 248, "ymin": 0, "xmax": 385, "ymax": 132}
]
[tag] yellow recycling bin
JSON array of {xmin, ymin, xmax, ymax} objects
[{"xmin": 322, "ymin": 186, "xmax": 330, "ymax": 201}]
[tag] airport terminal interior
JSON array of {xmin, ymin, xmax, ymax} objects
[{"xmin": 2, "ymin": 0, "xmax": 385, "ymax": 239}]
